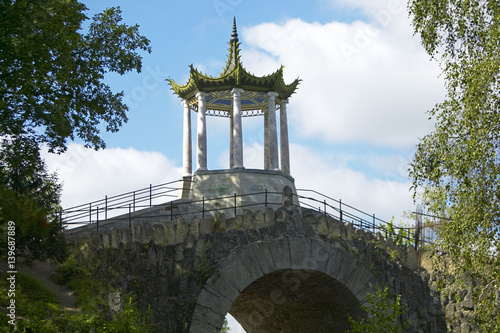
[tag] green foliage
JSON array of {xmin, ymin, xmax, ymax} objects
[
  {"xmin": 0, "ymin": 251, "xmax": 154, "ymax": 332},
  {"xmin": 408, "ymin": 0, "xmax": 500, "ymax": 330},
  {"xmin": 384, "ymin": 217, "xmax": 413, "ymax": 247},
  {"xmin": 0, "ymin": 0, "xmax": 150, "ymax": 263},
  {"xmin": 221, "ymin": 318, "xmax": 230, "ymax": 333},
  {"xmin": 0, "ymin": 0, "xmax": 151, "ymax": 153},
  {"xmin": 347, "ymin": 286, "xmax": 409, "ymax": 333},
  {"xmin": 0, "ymin": 136, "xmax": 68, "ymax": 262}
]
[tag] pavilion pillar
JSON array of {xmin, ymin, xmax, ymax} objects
[
  {"xmin": 182, "ymin": 99, "xmax": 192, "ymax": 176},
  {"xmin": 229, "ymin": 112, "xmax": 234, "ymax": 168},
  {"xmin": 196, "ymin": 92, "xmax": 208, "ymax": 171},
  {"xmin": 232, "ymin": 88, "xmax": 244, "ymax": 168},
  {"xmin": 280, "ymin": 99, "xmax": 290, "ymax": 174},
  {"xmin": 267, "ymin": 92, "xmax": 279, "ymax": 170},
  {"xmin": 264, "ymin": 105, "xmax": 270, "ymax": 170}
]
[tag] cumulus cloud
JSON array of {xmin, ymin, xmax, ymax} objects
[
  {"xmin": 216, "ymin": 142, "xmax": 414, "ymax": 221},
  {"xmin": 43, "ymin": 144, "xmax": 183, "ymax": 209},
  {"xmin": 289, "ymin": 144, "xmax": 414, "ymax": 221},
  {"xmin": 239, "ymin": 11, "xmax": 444, "ymax": 147}
]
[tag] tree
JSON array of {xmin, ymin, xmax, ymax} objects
[
  {"xmin": 347, "ymin": 287, "xmax": 408, "ymax": 333},
  {"xmin": 0, "ymin": 135, "xmax": 67, "ymax": 262},
  {"xmin": 408, "ymin": 0, "xmax": 500, "ymax": 330},
  {"xmin": 0, "ymin": 0, "xmax": 151, "ymax": 153},
  {"xmin": 0, "ymin": 0, "xmax": 151, "ymax": 261}
]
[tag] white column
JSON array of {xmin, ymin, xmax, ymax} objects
[
  {"xmin": 182, "ymin": 99, "xmax": 192, "ymax": 176},
  {"xmin": 280, "ymin": 99, "xmax": 290, "ymax": 174},
  {"xmin": 232, "ymin": 88, "xmax": 244, "ymax": 168},
  {"xmin": 196, "ymin": 92, "xmax": 208, "ymax": 171},
  {"xmin": 267, "ymin": 92, "xmax": 279, "ymax": 170},
  {"xmin": 264, "ymin": 105, "xmax": 270, "ymax": 170},
  {"xmin": 229, "ymin": 112, "xmax": 234, "ymax": 169}
]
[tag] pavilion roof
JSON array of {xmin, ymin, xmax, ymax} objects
[{"xmin": 168, "ymin": 18, "xmax": 300, "ymax": 104}]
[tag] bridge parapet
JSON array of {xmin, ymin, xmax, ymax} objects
[{"xmin": 77, "ymin": 203, "xmax": 419, "ymax": 273}]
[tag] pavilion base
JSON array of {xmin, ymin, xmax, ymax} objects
[{"xmin": 186, "ymin": 169, "xmax": 298, "ymax": 217}]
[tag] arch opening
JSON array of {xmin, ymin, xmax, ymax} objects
[{"xmin": 228, "ymin": 269, "xmax": 365, "ymax": 333}]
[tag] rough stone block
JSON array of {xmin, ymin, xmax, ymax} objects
[
  {"xmin": 329, "ymin": 223, "xmax": 342, "ymax": 239},
  {"xmin": 309, "ymin": 238, "xmax": 331, "ymax": 272},
  {"xmin": 200, "ymin": 217, "xmax": 215, "ymax": 234},
  {"xmin": 354, "ymin": 277, "xmax": 376, "ymax": 302},
  {"xmin": 344, "ymin": 223, "xmax": 355, "ymax": 241},
  {"xmin": 242, "ymin": 209, "xmax": 254, "ymax": 229},
  {"xmin": 174, "ymin": 243, "xmax": 184, "ymax": 262},
  {"xmin": 164, "ymin": 222, "xmax": 175, "ymax": 245},
  {"xmin": 100, "ymin": 232, "xmax": 111, "ymax": 248},
  {"xmin": 270, "ymin": 238, "xmax": 291, "ymax": 270},
  {"xmin": 237, "ymin": 246, "xmax": 264, "ymax": 280},
  {"xmin": 190, "ymin": 304, "xmax": 225, "ymax": 333},
  {"xmin": 233, "ymin": 215, "xmax": 243, "ymax": 230},
  {"xmin": 336, "ymin": 252, "xmax": 357, "ymax": 285},
  {"xmin": 196, "ymin": 287, "xmax": 231, "ymax": 317},
  {"xmin": 110, "ymin": 228, "xmax": 121, "ymax": 248},
  {"xmin": 325, "ymin": 247, "xmax": 346, "ymax": 278},
  {"xmin": 345, "ymin": 265, "xmax": 375, "ymax": 296},
  {"xmin": 219, "ymin": 252, "xmax": 255, "ymax": 292},
  {"xmin": 176, "ymin": 218, "xmax": 189, "ymax": 243},
  {"xmin": 141, "ymin": 222, "xmax": 153, "ymax": 244},
  {"xmin": 185, "ymin": 234, "xmax": 195, "ymax": 248},
  {"xmin": 251, "ymin": 242, "xmax": 277, "ymax": 275},
  {"xmin": 406, "ymin": 245, "xmax": 418, "ymax": 270},
  {"xmin": 152, "ymin": 224, "xmax": 165, "ymax": 245},
  {"xmin": 190, "ymin": 217, "xmax": 199, "ymax": 237},
  {"xmin": 132, "ymin": 224, "xmax": 141, "ymax": 243},
  {"xmin": 121, "ymin": 228, "xmax": 131, "ymax": 245},
  {"xmin": 254, "ymin": 210, "xmax": 265, "ymax": 229},
  {"xmin": 316, "ymin": 217, "xmax": 329, "ymax": 236},
  {"xmin": 289, "ymin": 237, "xmax": 311, "ymax": 270},
  {"xmin": 264, "ymin": 207, "xmax": 275, "ymax": 225},
  {"xmin": 208, "ymin": 272, "xmax": 240, "ymax": 303}
]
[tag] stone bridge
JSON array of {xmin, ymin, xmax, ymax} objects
[{"xmin": 67, "ymin": 189, "xmax": 446, "ymax": 332}]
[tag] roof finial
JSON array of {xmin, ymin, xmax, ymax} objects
[{"xmin": 230, "ymin": 17, "xmax": 238, "ymax": 42}]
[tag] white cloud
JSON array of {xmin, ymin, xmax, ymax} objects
[
  {"xmin": 43, "ymin": 144, "xmax": 183, "ymax": 209},
  {"xmin": 289, "ymin": 144, "xmax": 414, "ymax": 221},
  {"xmin": 239, "ymin": 14, "xmax": 444, "ymax": 147},
  {"xmin": 216, "ymin": 142, "xmax": 415, "ymax": 222}
]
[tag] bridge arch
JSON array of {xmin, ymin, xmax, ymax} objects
[{"xmin": 189, "ymin": 236, "xmax": 377, "ymax": 332}]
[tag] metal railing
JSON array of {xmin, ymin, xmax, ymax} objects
[
  {"xmin": 61, "ymin": 180, "xmax": 446, "ymax": 249},
  {"xmin": 296, "ymin": 189, "xmax": 446, "ymax": 248},
  {"xmin": 61, "ymin": 180, "xmax": 184, "ymax": 226}
]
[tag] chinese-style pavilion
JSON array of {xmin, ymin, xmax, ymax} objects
[{"xmin": 169, "ymin": 18, "xmax": 300, "ymax": 206}]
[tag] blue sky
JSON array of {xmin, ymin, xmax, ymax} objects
[
  {"xmin": 42, "ymin": 1, "xmax": 446, "ymax": 331},
  {"xmin": 45, "ymin": 0, "xmax": 446, "ymax": 220}
]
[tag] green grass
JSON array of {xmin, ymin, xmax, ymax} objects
[{"xmin": 0, "ymin": 246, "xmax": 155, "ymax": 333}]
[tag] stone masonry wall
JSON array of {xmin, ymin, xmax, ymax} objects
[{"xmin": 73, "ymin": 205, "xmax": 447, "ymax": 332}]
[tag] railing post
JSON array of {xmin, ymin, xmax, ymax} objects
[
  {"xmin": 96, "ymin": 206, "xmax": 99, "ymax": 232},
  {"xmin": 128, "ymin": 204, "xmax": 132, "ymax": 229},
  {"xmin": 89, "ymin": 203, "xmax": 92, "ymax": 225},
  {"xmin": 202, "ymin": 197, "xmax": 205, "ymax": 218},
  {"xmin": 324, "ymin": 200, "xmax": 327, "ymax": 217},
  {"xmin": 234, "ymin": 193, "xmax": 237, "ymax": 217},
  {"xmin": 339, "ymin": 199, "xmax": 343, "ymax": 222},
  {"xmin": 265, "ymin": 189, "xmax": 268, "ymax": 208},
  {"xmin": 150, "ymin": 184, "xmax": 152, "ymax": 207},
  {"xmin": 105, "ymin": 195, "xmax": 108, "ymax": 220},
  {"xmin": 373, "ymin": 214, "xmax": 375, "ymax": 233}
]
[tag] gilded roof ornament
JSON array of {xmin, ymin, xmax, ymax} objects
[{"xmin": 168, "ymin": 19, "xmax": 300, "ymax": 106}]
